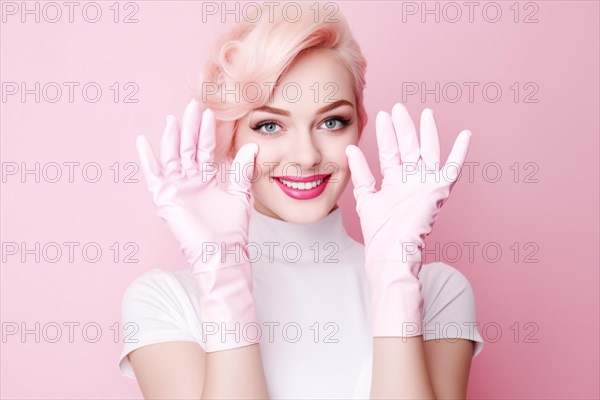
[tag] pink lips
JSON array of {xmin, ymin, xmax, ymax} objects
[{"xmin": 274, "ymin": 174, "xmax": 331, "ymax": 200}]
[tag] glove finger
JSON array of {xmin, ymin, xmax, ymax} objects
[
  {"xmin": 159, "ymin": 115, "xmax": 181, "ymax": 177},
  {"xmin": 179, "ymin": 99, "xmax": 202, "ymax": 175},
  {"xmin": 391, "ymin": 103, "xmax": 421, "ymax": 164},
  {"xmin": 198, "ymin": 108, "xmax": 216, "ymax": 164},
  {"xmin": 420, "ymin": 108, "xmax": 441, "ymax": 170},
  {"xmin": 443, "ymin": 130, "xmax": 472, "ymax": 183},
  {"xmin": 345, "ymin": 145, "xmax": 376, "ymax": 210},
  {"xmin": 227, "ymin": 143, "xmax": 258, "ymax": 198},
  {"xmin": 375, "ymin": 110, "xmax": 400, "ymax": 177},
  {"xmin": 135, "ymin": 135, "xmax": 162, "ymax": 192}
]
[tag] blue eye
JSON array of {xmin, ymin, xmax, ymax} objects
[
  {"xmin": 324, "ymin": 119, "xmax": 338, "ymax": 129},
  {"xmin": 320, "ymin": 117, "xmax": 352, "ymax": 131},
  {"xmin": 251, "ymin": 120, "xmax": 283, "ymax": 136},
  {"xmin": 250, "ymin": 117, "xmax": 352, "ymax": 136},
  {"xmin": 260, "ymin": 122, "xmax": 281, "ymax": 134},
  {"xmin": 321, "ymin": 118, "xmax": 343, "ymax": 130}
]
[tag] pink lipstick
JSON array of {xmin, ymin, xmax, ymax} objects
[{"xmin": 274, "ymin": 173, "xmax": 331, "ymax": 200}]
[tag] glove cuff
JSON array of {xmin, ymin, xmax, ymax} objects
[
  {"xmin": 193, "ymin": 262, "xmax": 260, "ymax": 352},
  {"xmin": 366, "ymin": 259, "xmax": 424, "ymax": 337}
]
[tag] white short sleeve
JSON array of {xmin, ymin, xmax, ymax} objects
[
  {"xmin": 420, "ymin": 262, "xmax": 485, "ymax": 358},
  {"xmin": 117, "ymin": 269, "xmax": 204, "ymax": 380}
]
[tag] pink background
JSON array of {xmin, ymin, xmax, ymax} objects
[{"xmin": 1, "ymin": 1, "xmax": 598, "ymax": 398}]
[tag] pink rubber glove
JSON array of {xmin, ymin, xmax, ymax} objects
[
  {"xmin": 136, "ymin": 98, "xmax": 260, "ymax": 352},
  {"xmin": 345, "ymin": 103, "xmax": 471, "ymax": 338}
]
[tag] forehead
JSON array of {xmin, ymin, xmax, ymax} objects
[{"xmin": 267, "ymin": 49, "xmax": 355, "ymax": 110}]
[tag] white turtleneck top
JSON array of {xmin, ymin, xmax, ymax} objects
[{"xmin": 119, "ymin": 206, "xmax": 484, "ymax": 398}]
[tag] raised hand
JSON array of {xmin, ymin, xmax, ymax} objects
[
  {"xmin": 136, "ymin": 98, "xmax": 260, "ymax": 352},
  {"xmin": 136, "ymin": 99, "xmax": 258, "ymax": 272},
  {"xmin": 345, "ymin": 103, "xmax": 471, "ymax": 337}
]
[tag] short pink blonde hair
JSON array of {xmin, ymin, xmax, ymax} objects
[{"xmin": 195, "ymin": 2, "xmax": 368, "ymax": 162}]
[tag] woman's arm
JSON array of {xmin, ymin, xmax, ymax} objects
[
  {"xmin": 371, "ymin": 337, "xmax": 474, "ymax": 399},
  {"xmin": 371, "ymin": 337, "xmax": 435, "ymax": 399},
  {"xmin": 202, "ymin": 344, "xmax": 269, "ymax": 399},
  {"xmin": 134, "ymin": 100, "xmax": 270, "ymax": 399},
  {"xmin": 423, "ymin": 338, "xmax": 474, "ymax": 398},
  {"xmin": 129, "ymin": 342, "xmax": 206, "ymax": 399},
  {"xmin": 129, "ymin": 341, "xmax": 269, "ymax": 399},
  {"xmin": 345, "ymin": 104, "xmax": 473, "ymax": 399}
]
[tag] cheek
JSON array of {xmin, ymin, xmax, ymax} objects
[
  {"xmin": 232, "ymin": 123, "xmax": 255, "ymax": 155},
  {"xmin": 320, "ymin": 150, "xmax": 349, "ymax": 187},
  {"xmin": 254, "ymin": 149, "xmax": 280, "ymax": 183}
]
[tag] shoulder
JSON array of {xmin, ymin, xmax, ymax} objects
[
  {"xmin": 420, "ymin": 261, "xmax": 475, "ymax": 299},
  {"xmin": 419, "ymin": 261, "xmax": 478, "ymax": 328},
  {"xmin": 121, "ymin": 269, "xmax": 175, "ymax": 300},
  {"xmin": 120, "ymin": 268, "xmax": 196, "ymax": 316}
]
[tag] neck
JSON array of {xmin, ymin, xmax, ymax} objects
[{"xmin": 248, "ymin": 205, "xmax": 354, "ymax": 264}]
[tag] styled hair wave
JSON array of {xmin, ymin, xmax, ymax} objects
[{"xmin": 195, "ymin": 2, "xmax": 367, "ymax": 162}]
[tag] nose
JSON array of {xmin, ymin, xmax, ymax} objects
[{"xmin": 289, "ymin": 130, "xmax": 322, "ymax": 169}]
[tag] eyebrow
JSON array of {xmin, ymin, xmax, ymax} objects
[{"xmin": 252, "ymin": 99, "xmax": 354, "ymax": 117}]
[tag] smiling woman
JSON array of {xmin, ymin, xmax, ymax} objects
[
  {"xmin": 196, "ymin": 1, "xmax": 368, "ymax": 226},
  {"xmin": 118, "ymin": 2, "xmax": 484, "ymax": 399},
  {"xmin": 233, "ymin": 48, "xmax": 359, "ymax": 223}
]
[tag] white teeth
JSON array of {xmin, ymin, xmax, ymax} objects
[{"xmin": 279, "ymin": 178, "xmax": 325, "ymax": 190}]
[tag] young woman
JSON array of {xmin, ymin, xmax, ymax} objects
[{"xmin": 118, "ymin": 3, "xmax": 484, "ymax": 399}]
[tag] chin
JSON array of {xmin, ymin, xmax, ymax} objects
[
  {"xmin": 263, "ymin": 198, "xmax": 337, "ymax": 225},
  {"xmin": 281, "ymin": 208, "xmax": 331, "ymax": 225}
]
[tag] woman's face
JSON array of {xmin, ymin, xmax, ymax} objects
[{"xmin": 234, "ymin": 49, "xmax": 360, "ymax": 224}]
